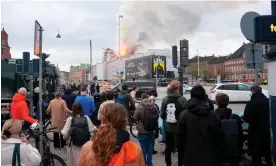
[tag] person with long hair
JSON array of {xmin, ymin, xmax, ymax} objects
[
  {"xmin": 97, "ymin": 90, "xmax": 115, "ymax": 123},
  {"xmin": 78, "ymin": 103, "xmax": 145, "ymax": 166},
  {"xmin": 1, "ymin": 119, "xmax": 41, "ymax": 166},
  {"xmin": 47, "ymin": 91, "xmax": 72, "ymax": 148},
  {"xmin": 61, "ymin": 102, "xmax": 96, "ymax": 166}
]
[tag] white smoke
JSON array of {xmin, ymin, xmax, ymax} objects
[{"xmin": 117, "ymin": 1, "xmax": 256, "ymax": 54}]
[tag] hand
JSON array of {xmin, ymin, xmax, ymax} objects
[{"xmin": 21, "ymin": 134, "xmax": 28, "ymax": 144}]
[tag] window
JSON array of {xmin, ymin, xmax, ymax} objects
[
  {"xmin": 218, "ymin": 84, "xmax": 238, "ymax": 90},
  {"xmin": 238, "ymin": 84, "xmax": 250, "ymax": 91}
]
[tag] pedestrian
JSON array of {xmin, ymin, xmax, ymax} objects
[
  {"xmin": 47, "ymin": 91, "xmax": 72, "ymax": 149},
  {"xmin": 96, "ymin": 83, "xmax": 100, "ymax": 93},
  {"xmin": 97, "ymin": 90, "xmax": 115, "ymax": 123},
  {"xmin": 177, "ymin": 85, "xmax": 221, "ymax": 166},
  {"xmin": 1, "ymin": 119, "xmax": 41, "ymax": 166},
  {"xmin": 243, "ymin": 84, "xmax": 272, "ymax": 166},
  {"xmin": 134, "ymin": 93, "xmax": 159, "ymax": 165},
  {"xmin": 117, "ymin": 84, "xmax": 136, "ymax": 121},
  {"xmin": 214, "ymin": 93, "xmax": 243, "ymax": 166},
  {"xmin": 160, "ymin": 80, "xmax": 187, "ymax": 166},
  {"xmin": 205, "ymin": 94, "xmax": 214, "ymax": 111},
  {"xmin": 62, "ymin": 85, "xmax": 77, "ymax": 110},
  {"xmin": 61, "ymin": 102, "xmax": 96, "ymax": 166},
  {"xmin": 78, "ymin": 103, "xmax": 145, "ymax": 166},
  {"xmin": 149, "ymin": 95, "xmax": 159, "ymax": 155},
  {"xmin": 74, "ymin": 85, "xmax": 96, "ymax": 121},
  {"xmin": 91, "ymin": 83, "xmax": 96, "ymax": 95},
  {"xmin": 90, "ymin": 93, "xmax": 102, "ymax": 127}
]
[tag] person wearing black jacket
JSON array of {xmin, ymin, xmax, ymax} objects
[
  {"xmin": 205, "ymin": 94, "xmax": 214, "ymax": 111},
  {"xmin": 243, "ymin": 84, "xmax": 272, "ymax": 166},
  {"xmin": 62, "ymin": 86, "xmax": 77, "ymax": 110},
  {"xmin": 177, "ymin": 85, "xmax": 220, "ymax": 166},
  {"xmin": 214, "ymin": 93, "xmax": 243, "ymax": 166}
]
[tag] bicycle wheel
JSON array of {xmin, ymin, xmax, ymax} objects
[
  {"xmin": 40, "ymin": 154, "xmax": 66, "ymax": 166},
  {"xmin": 44, "ymin": 120, "xmax": 54, "ymax": 142},
  {"xmin": 129, "ymin": 124, "xmax": 138, "ymax": 139}
]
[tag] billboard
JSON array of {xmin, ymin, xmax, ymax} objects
[
  {"xmin": 125, "ymin": 56, "xmax": 153, "ymax": 80},
  {"xmin": 152, "ymin": 56, "xmax": 166, "ymax": 78},
  {"xmin": 34, "ymin": 20, "xmax": 42, "ymax": 56}
]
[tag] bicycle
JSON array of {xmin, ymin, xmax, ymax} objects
[{"xmin": 30, "ymin": 126, "xmax": 66, "ymax": 166}]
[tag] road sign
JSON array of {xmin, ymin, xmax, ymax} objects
[
  {"xmin": 244, "ymin": 43, "xmax": 264, "ymax": 70},
  {"xmin": 34, "ymin": 21, "xmax": 42, "ymax": 56},
  {"xmin": 240, "ymin": 11, "xmax": 260, "ymax": 42}
]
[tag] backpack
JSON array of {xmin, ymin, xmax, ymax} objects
[
  {"xmin": 117, "ymin": 93, "xmax": 128, "ymax": 106},
  {"xmin": 141, "ymin": 104, "xmax": 159, "ymax": 131},
  {"xmin": 220, "ymin": 114, "xmax": 240, "ymax": 158},
  {"xmin": 70, "ymin": 116, "xmax": 90, "ymax": 146},
  {"xmin": 165, "ymin": 96, "xmax": 182, "ymax": 124}
]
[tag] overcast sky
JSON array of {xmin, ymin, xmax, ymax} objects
[{"xmin": 1, "ymin": 0, "xmax": 271, "ymax": 72}]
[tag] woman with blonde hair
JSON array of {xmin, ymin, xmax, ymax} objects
[
  {"xmin": 1, "ymin": 119, "xmax": 41, "ymax": 166},
  {"xmin": 78, "ymin": 103, "xmax": 145, "ymax": 166}
]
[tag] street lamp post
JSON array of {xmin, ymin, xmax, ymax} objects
[{"xmin": 118, "ymin": 15, "xmax": 123, "ymax": 83}]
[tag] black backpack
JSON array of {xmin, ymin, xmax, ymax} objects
[
  {"xmin": 220, "ymin": 114, "xmax": 240, "ymax": 158},
  {"xmin": 141, "ymin": 104, "xmax": 159, "ymax": 131},
  {"xmin": 70, "ymin": 116, "xmax": 90, "ymax": 146},
  {"xmin": 165, "ymin": 96, "xmax": 182, "ymax": 124}
]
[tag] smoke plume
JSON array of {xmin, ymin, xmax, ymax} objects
[{"xmin": 118, "ymin": 1, "xmax": 256, "ymax": 54}]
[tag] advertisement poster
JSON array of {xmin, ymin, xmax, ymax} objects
[
  {"xmin": 153, "ymin": 56, "xmax": 166, "ymax": 78},
  {"xmin": 125, "ymin": 56, "xmax": 152, "ymax": 80}
]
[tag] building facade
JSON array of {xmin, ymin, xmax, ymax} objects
[
  {"xmin": 69, "ymin": 64, "xmax": 89, "ymax": 83},
  {"xmin": 59, "ymin": 71, "xmax": 69, "ymax": 84},
  {"xmin": 1, "ymin": 28, "xmax": 12, "ymax": 60}
]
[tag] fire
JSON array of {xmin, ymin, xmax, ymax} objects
[{"xmin": 120, "ymin": 49, "xmax": 127, "ymax": 57}]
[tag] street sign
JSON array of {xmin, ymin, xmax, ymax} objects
[
  {"xmin": 240, "ymin": 11, "xmax": 260, "ymax": 42},
  {"xmin": 254, "ymin": 15, "xmax": 276, "ymax": 43},
  {"xmin": 34, "ymin": 20, "xmax": 42, "ymax": 56},
  {"xmin": 244, "ymin": 43, "xmax": 264, "ymax": 70}
]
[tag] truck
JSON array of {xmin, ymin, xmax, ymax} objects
[{"xmin": 1, "ymin": 59, "xmax": 60, "ymax": 126}]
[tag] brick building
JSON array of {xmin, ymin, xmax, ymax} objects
[
  {"xmin": 1, "ymin": 28, "xmax": 12, "ymax": 59},
  {"xmin": 187, "ymin": 55, "xmax": 214, "ymax": 80},
  {"xmin": 69, "ymin": 64, "xmax": 89, "ymax": 83},
  {"xmin": 208, "ymin": 56, "xmax": 227, "ymax": 79}
]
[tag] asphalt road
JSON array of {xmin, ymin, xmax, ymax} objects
[{"xmin": 30, "ymin": 86, "xmax": 248, "ymax": 166}]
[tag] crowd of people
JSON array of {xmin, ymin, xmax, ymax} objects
[{"xmin": 1, "ymin": 80, "xmax": 274, "ymax": 166}]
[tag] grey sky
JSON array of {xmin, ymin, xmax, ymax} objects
[{"xmin": 1, "ymin": 1, "xmax": 270, "ymax": 72}]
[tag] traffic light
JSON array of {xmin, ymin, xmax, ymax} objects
[
  {"xmin": 22, "ymin": 52, "xmax": 30, "ymax": 73},
  {"xmin": 42, "ymin": 53, "xmax": 47, "ymax": 78},
  {"xmin": 172, "ymin": 45, "xmax": 178, "ymax": 68},
  {"xmin": 32, "ymin": 59, "xmax": 39, "ymax": 74},
  {"xmin": 179, "ymin": 39, "xmax": 189, "ymax": 67}
]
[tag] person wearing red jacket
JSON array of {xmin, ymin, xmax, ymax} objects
[{"xmin": 11, "ymin": 87, "xmax": 38, "ymax": 124}]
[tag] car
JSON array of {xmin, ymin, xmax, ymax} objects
[
  {"xmin": 111, "ymin": 81, "xmax": 158, "ymax": 99},
  {"xmin": 208, "ymin": 83, "xmax": 269, "ymax": 102},
  {"xmin": 183, "ymin": 84, "xmax": 192, "ymax": 93}
]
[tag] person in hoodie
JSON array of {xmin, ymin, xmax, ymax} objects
[
  {"xmin": 97, "ymin": 90, "xmax": 115, "ymax": 123},
  {"xmin": 62, "ymin": 86, "xmax": 77, "ymax": 111},
  {"xmin": 214, "ymin": 93, "xmax": 243, "ymax": 166},
  {"xmin": 177, "ymin": 85, "xmax": 221, "ymax": 166},
  {"xmin": 78, "ymin": 103, "xmax": 145, "ymax": 166},
  {"xmin": 134, "ymin": 93, "xmax": 159, "ymax": 165},
  {"xmin": 160, "ymin": 80, "xmax": 187, "ymax": 166},
  {"xmin": 11, "ymin": 87, "xmax": 38, "ymax": 127}
]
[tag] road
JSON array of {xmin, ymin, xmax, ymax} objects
[{"xmin": 30, "ymin": 86, "xmax": 247, "ymax": 166}]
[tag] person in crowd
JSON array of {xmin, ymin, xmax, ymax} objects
[
  {"xmin": 96, "ymin": 83, "xmax": 100, "ymax": 93},
  {"xmin": 130, "ymin": 86, "xmax": 138, "ymax": 102},
  {"xmin": 117, "ymin": 84, "xmax": 136, "ymax": 120},
  {"xmin": 91, "ymin": 83, "xmax": 96, "ymax": 95},
  {"xmin": 75, "ymin": 85, "xmax": 96, "ymax": 121},
  {"xmin": 1, "ymin": 119, "xmax": 41, "ymax": 166},
  {"xmin": 87, "ymin": 84, "xmax": 91, "ymax": 96},
  {"xmin": 149, "ymin": 95, "xmax": 160, "ymax": 155},
  {"xmin": 90, "ymin": 93, "xmax": 102, "ymax": 127},
  {"xmin": 61, "ymin": 102, "xmax": 96, "ymax": 166},
  {"xmin": 177, "ymin": 85, "xmax": 221, "ymax": 166},
  {"xmin": 243, "ymin": 84, "xmax": 272, "ymax": 166},
  {"xmin": 78, "ymin": 103, "xmax": 144, "ymax": 166},
  {"xmin": 72, "ymin": 83, "xmax": 77, "ymax": 91},
  {"xmin": 160, "ymin": 80, "xmax": 187, "ymax": 166},
  {"xmin": 214, "ymin": 93, "xmax": 243, "ymax": 166},
  {"xmin": 11, "ymin": 87, "xmax": 38, "ymax": 129},
  {"xmin": 97, "ymin": 90, "xmax": 115, "ymax": 123},
  {"xmin": 134, "ymin": 93, "xmax": 159, "ymax": 165},
  {"xmin": 47, "ymin": 91, "xmax": 72, "ymax": 149},
  {"xmin": 205, "ymin": 94, "xmax": 215, "ymax": 111},
  {"xmin": 62, "ymin": 85, "xmax": 77, "ymax": 111}
]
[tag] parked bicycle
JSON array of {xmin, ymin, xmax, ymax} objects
[{"xmin": 30, "ymin": 126, "xmax": 66, "ymax": 166}]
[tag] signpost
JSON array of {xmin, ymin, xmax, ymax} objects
[{"xmin": 34, "ymin": 20, "xmax": 44, "ymax": 156}]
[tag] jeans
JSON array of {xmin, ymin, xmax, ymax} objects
[
  {"xmin": 165, "ymin": 131, "xmax": 179, "ymax": 166},
  {"xmin": 138, "ymin": 132, "xmax": 154, "ymax": 166}
]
